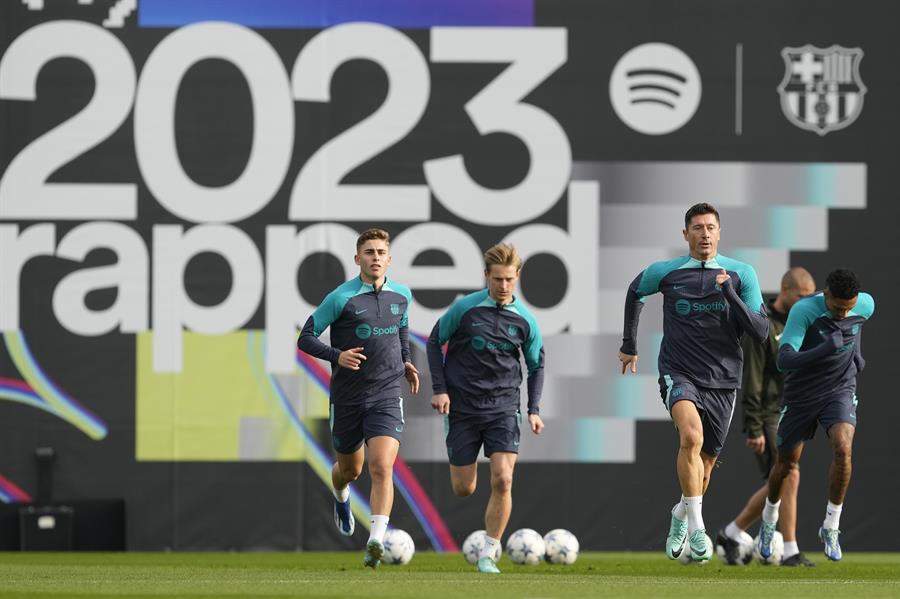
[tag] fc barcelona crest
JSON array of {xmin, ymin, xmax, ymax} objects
[
  {"xmin": 778, "ymin": 45, "xmax": 866, "ymax": 136},
  {"xmin": 508, "ymin": 325, "xmax": 519, "ymax": 337},
  {"xmin": 390, "ymin": 303, "xmax": 400, "ymax": 315}
]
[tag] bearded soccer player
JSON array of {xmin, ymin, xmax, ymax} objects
[
  {"xmin": 618, "ymin": 203, "xmax": 768, "ymax": 562},
  {"xmin": 757, "ymin": 269, "xmax": 874, "ymax": 562},
  {"xmin": 426, "ymin": 243, "xmax": 545, "ymax": 574},
  {"xmin": 297, "ymin": 228, "xmax": 419, "ymax": 568}
]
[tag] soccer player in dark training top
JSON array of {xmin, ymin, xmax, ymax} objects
[
  {"xmin": 757, "ymin": 268, "xmax": 874, "ymax": 562},
  {"xmin": 618, "ymin": 203, "xmax": 768, "ymax": 562},
  {"xmin": 297, "ymin": 228, "xmax": 419, "ymax": 568},
  {"xmin": 426, "ymin": 243, "xmax": 545, "ymax": 574},
  {"xmin": 717, "ymin": 267, "xmax": 817, "ymax": 567}
]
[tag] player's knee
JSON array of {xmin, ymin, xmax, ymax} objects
[
  {"xmin": 785, "ymin": 466, "xmax": 800, "ymax": 484},
  {"xmin": 451, "ymin": 480, "xmax": 476, "ymax": 497},
  {"xmin": 368, "ymin": 460, "xmax": 393, "ymax": 483},
  {"xmin": 339, "ymin": 464, "xmax": 363, "ymax": 482},
  {"xmin": 833, "ymin": 444, "xmax": 852, "ymax": 464},
  {"xmin": 679, "ymin": 428, "xmax": 703, "ymax": 451},
  {"xmin": 490, "ymin": 471, "xmax": 513, "ymax": 495}
]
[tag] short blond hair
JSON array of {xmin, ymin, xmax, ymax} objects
[
  {"xmin": 483, "ymin": 243, "xmax": 522, "ymax": 272},
  {"xmin": 356, "ymin": 228, "xmax": 390, "ymax": 252}
]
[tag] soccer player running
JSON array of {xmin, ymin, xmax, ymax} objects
[
  {"xmin": 757, "ymin": 269, "xmax": 874, "ymax": 562},
  {"xmin": 717, "ymin": 267, "xmax": 817, "ymax": 567},
  {"xmin": 426, "ymin": 243, "xmax": 545, "ymax": 574},
  {"xmin": 297, "ymin": 228, "xmax": 419, "ymax": 569},
  {"xmin": 618, "ymin": 203, "xmax": 768, "ymax": 562}
]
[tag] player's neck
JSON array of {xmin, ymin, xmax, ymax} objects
[
  {"xmin": 772, "ymin": 295, "xmax": 788, "ymax": 316},
  {"xmin": 488, "ymin": 291, "xmax": 513, "ymax": 306},
  {"xmin": 360, "ymin": 273, "xmax": 386, "ymax": 290},
  {"xmin": 689, "ymin": 250, "xmax": 717, "ymax": 262}
]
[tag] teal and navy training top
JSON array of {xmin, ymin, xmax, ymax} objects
[
  {"xmin": 426, "ymin": 289, "xmax": 545, "ymax": 415},
  {"xmin": 777, "ymin": 291, "xmax": 874, "ymax": 402},
  {"xmin": 298, "ymin": 276, "xmax": 412, "ymax": 405},
  {"xmin": 621, "ymin": 254, "xmax": 768, "ymax": 389}
]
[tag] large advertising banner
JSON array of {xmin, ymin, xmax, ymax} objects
[{"xmin": 0, "ymin": 0, "xmax": 896, "ymax": 550}]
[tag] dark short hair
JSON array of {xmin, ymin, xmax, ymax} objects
[
  {"xmin": 684, "ymin": 203, "xmax": 720, "ymax": 228},
  {"xmin": 826, "ymin": 269, "xmax": 860, "ymax": 300}
]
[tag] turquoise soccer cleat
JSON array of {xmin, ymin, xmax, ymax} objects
[
  {"xmin": 476, "ymin": 556, "xmax": 501, "ymax": 574},
  {"xmin": 688, "ymin": 529, "xmax": 712, "ymax": 562},
  {"xmin": 363, "ymin": 538, "xmax": 384, "ymax": 569},
  {"xmin": 665, "ymin": 514, "xmax": 688, "ymax": 559}
]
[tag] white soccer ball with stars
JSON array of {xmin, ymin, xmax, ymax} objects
[
  {"xmin": 462, "ymin": 529, "xmax": 501, "ymax": 565},
  {"xmin": 506, "ymin": 528, "xmax": 546, "ymax": 565},
  {"xmin": 715, "ymin": 530, "xmax": 755, "ymax": 565},
  {"xmin": 543, "ymin": 529, "xmax": 580, "ymax": 565},
  {"xmin": 382, "ymin": 528, "xmax": 415, "ymax": 565},
  {"xmin": 678, "ymin": 533, "xmax": 713, "ymax": 565},
  {"xmin": 753, "ymin": 530, "xmax": 784, "ymax": 566}
]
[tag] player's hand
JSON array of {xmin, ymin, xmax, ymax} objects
[
  {"xmin": 404, "ymin": 361, "xmax": 420, "ymax": 394},
  {"xmin": 431, "ymin": 393, "xmax": 450, "ymax": 414},
  {"xmin": 338, "ymin": 347, "xmax": 366, "ymax": 370},
  {"xmin": 528, "ymin": 413, "xmax": 544, "ymax": 434},
  {"xmin": 746, "ymin": 435, "xmax": 766, "ymax": 455},
  {"xmin": 618, "ymin": 351, "xmax": 638, "ymax": 374},
  {"xmin": 824, "ymin": 328, "xmax": 845, "ymax": 352},
  {"xmin": 716, "ymin": 269, "xmax": 731, "ymax": 287}
]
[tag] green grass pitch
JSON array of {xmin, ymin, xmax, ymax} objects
[{"xmin": 1, "ymin": 552, "xmax": 899, "ymax": 598}]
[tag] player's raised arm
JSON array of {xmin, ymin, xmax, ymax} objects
[{"xmin": 718, "ymin": 266, "xmax": 768, "ymax": 343}]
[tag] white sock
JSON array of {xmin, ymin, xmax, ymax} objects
[
  {"xmin": 369, "ymin": 515, "xmax": 389, "ymax": 543},
  {"xmin": 725, "ymin": 521, "xmax": 744, "ymax": 542},
  {"xmin": 672, "ymin": 496, "xmax": 687, "ymax": 520},
  {"xmin": 479, "ymin": 535, "xmax": 501, "ymax": 560},
  {"xmin": 333, "ymin": 486, "xmax": 349, "ymax": 502},
  {"xmin": 762, "ymin": 498, "xmax": 781, "ymax": 524},
  {"xmin": 783, "ymin": 541, "xmax": 799, "ymax": 559},
  {"xmin": 823, "ymin": 501, "xmax": 842, "ymax": 530},
  {"xmin": 684, "ymin": 496, "xmax": 704, "ymax": 534}
]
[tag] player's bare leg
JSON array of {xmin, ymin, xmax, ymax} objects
[
  {"xmin": 331, "ymin": 448, "xmax": 364, "ymax": 537},
  {"xmin": 820, "ymin": 423, "xmax": 855, "ymax": 560},
  {"xmin": 449, "ymin": 463, "xmax": 478, "ymax": 497},
  {"xmin": 363, "ymin": 436, "xmax": 400, "ymax": 568},
  {"xmin": 670, "ymin": 401, "xmax": 711, "ymax": 560},
  {"xmin": 758, "ymin": 443, "xmax": 804, "ymax": 558},
  {"xmin": 475, "ymin": 452, "xmax": 516, "ymax": 573}
]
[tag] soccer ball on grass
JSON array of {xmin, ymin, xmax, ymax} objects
[
  {"xmin": 382, "ymin": 528, "xmax": 415, "ymax": 565},
  {"xmin": 543, "ymin": 529, "xmax": 580, "ymax": 565}
]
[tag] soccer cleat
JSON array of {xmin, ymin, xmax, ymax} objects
[
  {"xmin": 688, "ymin": 528, "xmax": 713, "ymax": 561},
  {"xmin": 363, "ymin": 538, "xmax": 384, "ymax": 569},
  {"xmin": 715, "ymin": 529, "xmax": 742, "ymax": 565},
  {"xmin": 757, "ymin": 521, "xmax": 777, "ymax": 559},
  {"xmin": 782, "ymin": 552, "xmax": 816, "ymax": 567},
  {"xmin": 476, "ymin": 556, "xmax": 501, "ymax": 574},
  {"xmin": 819, "ymin": 527, "xmax": 842, "ymax": 561},
  {"xmin": 333, "ymin": 497, "xmax": 355, "ymax": 536},
  {"xmin": 665, "ymin": 514, "xmax": 688, "ymax": 559}
]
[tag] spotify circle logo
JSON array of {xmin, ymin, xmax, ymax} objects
[
  {"xmin": 675, "ymin": 299, "xmax": 691, "ymax": 316},
  {"xmin": 609, "ymin": 43, "xmax": 702, "ymax": 135},
  {"xmin": 355, "ymin": 323, "xmax": 372, "ymax": 339},
  {"xmin": 471, "ymin": 335, "xmax": 486, "ymax": 351}
]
